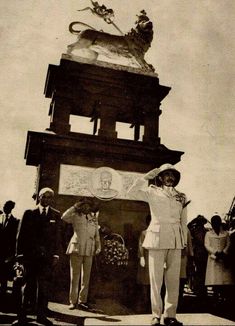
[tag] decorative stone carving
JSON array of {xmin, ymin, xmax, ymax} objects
[
  {"xmin": 67, "ymin": 1, "xmax": 154, "ymax": 72},
  {"xmin": 78, "ymin": 0, "xmax": 115, "ymax": 24},
  {"xmin": 89, "ymin": 167, "xmax": 122, "ymax": 200},
  {"xmin": 58, "ymin": 164, "xmax": 147, "ymax": 200}
]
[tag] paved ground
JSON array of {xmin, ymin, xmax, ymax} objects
[
  {"xmin": 1, "ymin": 299, "xmax": 235, "ymax": 326},
  {"xmin": 0, "ymin": 307, "xmax": 234, "ymax": 326},
  {"xmin": 0, "ymin": 287, "xmax": 234, "ymax": 325},
  {"xmin": 84, "ymin": 313, "xmax": 235, "ymax": 325}
]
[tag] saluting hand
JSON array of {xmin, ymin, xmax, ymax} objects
[{"xmin": 144, "ymin": 168, "xmax": 159, "ymax": 180}]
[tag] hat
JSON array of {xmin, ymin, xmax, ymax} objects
[
  {"xmin": 39, "ymin": 187, "xmax": 54, "ymax": 197},
  {"xmin": 74, "ymin": 197, "xmax": 99, "ymax": 212},
  {"xmin": 75, "ymin": 197, "xmax": 92, "ymax": 206},
  {"xmin": 155, "ymin": 163, "xmax": 181, "ymax": 187}
]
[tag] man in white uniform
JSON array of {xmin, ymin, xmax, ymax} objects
[
  {"xmin": 62, "ymin": 198, "xmax": 101, "ymax": 311},
  {"xmin": 128, "ymin": 163, "xmax": 188, "ymax": 326}
]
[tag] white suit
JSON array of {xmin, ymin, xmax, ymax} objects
[
  {"xmin": 62, "ymin": 207, "xmax": 101, "ymax": 305},
  {"xmin": 128, "ymin": 177, "xmax": 187, "ymax": 319}
]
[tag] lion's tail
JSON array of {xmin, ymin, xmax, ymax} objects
[{"xmin": 69, "ymin": 21, "xmax": 97, "ymax": 34}]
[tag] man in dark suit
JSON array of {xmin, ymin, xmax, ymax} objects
[
  {"xmin": 12, "ymin": 188, "xmax": 61, "ymax": 326},
  {"xmin": 0, "ymin": 200, "xmax": 19, "ymax": 299}
]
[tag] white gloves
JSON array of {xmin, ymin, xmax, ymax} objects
[
  {"xmin": 140, "ymin": 256, "xmax": 145, "ymax": 267},
  {"xmin": 95, "ymin": 248, "xmax": 101, "ymax": 255},
  {"xmin": 144, "ymin": 168, "xmax": 159, "ymax": 180}
]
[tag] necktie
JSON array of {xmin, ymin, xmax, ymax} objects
[
  {"xmin": 41, "ymin": 207, "xmax": 47, "ymax": 219},
  {"xmin": 3, "ymin": 214, "xmax": 9, "ymax": 227}
]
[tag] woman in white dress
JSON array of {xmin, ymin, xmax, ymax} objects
[{"xmin": 204, "ymin": 214, "xmax": 234, "ymax": 301}]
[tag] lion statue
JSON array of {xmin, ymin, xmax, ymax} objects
[{"xmin": 67, "ymin": 10, "xmax": 154, "ymax": 72}]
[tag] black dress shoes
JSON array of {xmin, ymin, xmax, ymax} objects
[
  {"xmin": 164, "ymin": 317, "xmax": 183, "ymax": 326},
  {"xmin": 11, "ymin": 318, "xmax": 28, "ymax": 326},
  {"xmin": 77, "ymin": 302, "xmax": 90, "ymax": 310},
  {"xmin": 36, "ymin": 316, "xmax": 53, "ymax": 326},
  {"xmin": 151, "ymin": 317, "xmax": 161, "ymax": 325}
]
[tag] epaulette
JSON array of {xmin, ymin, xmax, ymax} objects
[
  {"xmin": 149, "ymin": 184, "xmax": 158, "ymax": 189},
  {"xmin": 174, "ymin": 191, "xmax": 186, "ymax": 206}
]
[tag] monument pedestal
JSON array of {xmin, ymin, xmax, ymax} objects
[{"xmin": 25, "ymin": 57, "xmax": 183, "ymax": 308}]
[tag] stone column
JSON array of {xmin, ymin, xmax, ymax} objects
[
  {"xmin": 142, "ymin": 104, "xmax": 161, "ymax": 144},
  {"xmin": 98, "ymin": 103, "xmax": 117, "ymax": 138},
  {"xmin": 49, "ymin": 96, "xmax": 71, "ymax": 134}
]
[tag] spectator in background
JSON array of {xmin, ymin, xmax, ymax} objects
[
  {"xmin": 188, "ymin": 215, "xmax": 208, "ymax": 298},
  {"xmin": 227, "ymin": 219, "xmax": 235, "ymax": 303},
  {"xmin": 0, "ymin": 201, "xmax": 19, "ymax": 300},
  {"xmin": 62, "ymin": 198, "xmax": 101, "ymax": 311},
  {"xmin": 137, "ymin": 214, "xmax": 151, "ymax": 312},
  {"xmin": 228, "ymin": 219, "xmax": 235, "ymax": 279},
  {"xmin": 204, "ymin": 214, "xmax": 234, "ymax": 303},
  {"xmin": 12, "ymin": 188, "xmax": 62, "ymax": 326}
]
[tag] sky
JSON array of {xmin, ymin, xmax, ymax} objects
[{"xmin": 0, "ymin": 0, "xmax": 234, "ymax": 222}]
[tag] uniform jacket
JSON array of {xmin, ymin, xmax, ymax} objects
[
  {"xmin": 127, "ymin": 178, "xmax": 188, "ymax": 249},
  {"xmin": 62, "ymin": 206, "xmax": 101, "ymax": 256},
  {"xmin": 0, "ymin": 213, "xmax": 19, "ymax": 262},
  {"xmin": 16, "ymin": 207, "xmax": 61, "ymax": 264}
]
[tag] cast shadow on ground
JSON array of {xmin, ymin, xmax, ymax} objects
[
  {"xmin": 48, "ymin": 309, "xmax": 86, "ymax": 325},
  {"xmin": 91, "ymin": 316, "xmax": 121, "ymax": 322}
]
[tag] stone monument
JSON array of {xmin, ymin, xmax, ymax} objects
[{"xmin": 24, "ymin": 1, "xmax": 183, "ymax": 309}]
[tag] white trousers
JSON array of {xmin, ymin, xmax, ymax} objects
[
  {"xmin": 148, "ymin": 249, "xmax": 181, "ymax": 318},
  {"xmin": 69, "ymin": 254, "xmax": 93, "ymax": 305}
]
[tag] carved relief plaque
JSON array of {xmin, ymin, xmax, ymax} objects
[{"xmin": 59, "ymin": 164, "xmax": 147, "ymax": 200}]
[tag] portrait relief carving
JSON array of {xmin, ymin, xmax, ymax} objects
[
  {"xmin": 88, "ymin": 167, "xmax": 122, "ymax": 200},
  {"xmin": 59, "ymin": 164, "xmax": 146, "ymax": 200}
]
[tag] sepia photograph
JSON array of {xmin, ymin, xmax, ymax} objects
[{"xmin": 0, "ymin": 0, "xmax": 234, "ymax": 325}]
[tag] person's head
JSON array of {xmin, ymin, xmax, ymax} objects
[
  {"xmin": 188, "ymin": 215, "xmax": 208, "ymax": 231},
  {"xmin": 80, "ymin": 202, "xmax": 92, "ymax": 214},
  {"xmin": 74, "ymin": 198, "xmax": 95, "ymax": 215},
  {"xmin": 196, "ymin": 215, "xmax": 208, "ymax": 226},
  {"xmin": 3, "ymin": 200, "xmax": 15, "ymax": 215},
  {"xmin": 100, "ymin": 171, "xmax": 112, "ymax": 190},
  {"xmin": 155, "ymin": 163, "xmax": 180, "ymax": 187},
  {"xmin": 211, "ymin": 214, "xmax": 222, "ymax": 234},
  {"xmin": 38, "ymin": 187, "xmax": 54, "ymax": 207}
]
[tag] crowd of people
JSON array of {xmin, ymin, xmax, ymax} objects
[
  {"xmin": 0, "ymin": 163, "xmax": 234, "ymax": 326},
  {"xmin": 187, "ymin": 214, "xmax": 235, "ymax": 302}
]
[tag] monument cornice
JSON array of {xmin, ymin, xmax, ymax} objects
[{"xmin": 25, "ymin": 131, "xmax": 183, "ymax": 170}]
